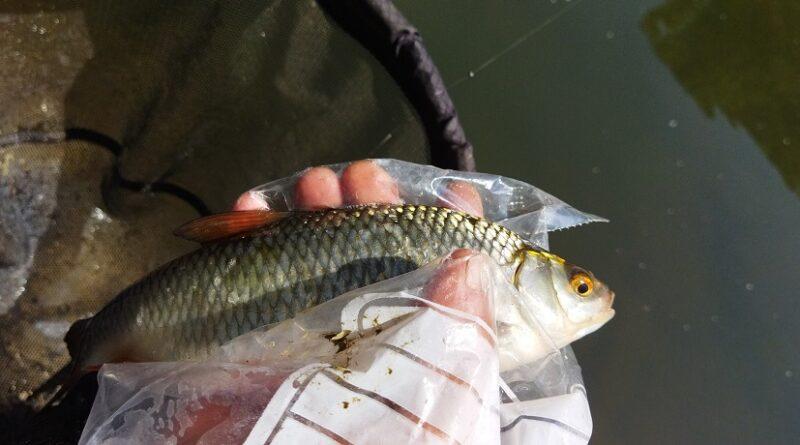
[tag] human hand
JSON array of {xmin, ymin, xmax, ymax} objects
[
  {"xmin": 228, "ymin": 161, "xmax": 497, "ymax": 442},
  {"xmin": 129, "ymin": 161, "xmax": 499, "ymax": 444},
  {"xmin": 233, "ymin": 159, "xmax": 484, "ymax": 216}
]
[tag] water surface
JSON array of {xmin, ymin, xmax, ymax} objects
[{"xmin": 398, "ymin": 0, "xmax": 799, "ymax": 443}]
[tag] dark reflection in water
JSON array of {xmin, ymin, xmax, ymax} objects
[{"xmin": 644, "ymin": 0, "xmax": 800, "ymax": 196}]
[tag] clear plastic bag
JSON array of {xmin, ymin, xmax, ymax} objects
[
  {"xmin": 246, "ymin": 159, "xmax": 606, "ymax": 250},
  {"xmin": 78, "ymin": 160, "xmax": 606, "ymax": 444}
]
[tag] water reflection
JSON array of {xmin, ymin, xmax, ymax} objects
[{"xmin": 643, "ymin": 0, "xmax": 800, "ymax": 196}]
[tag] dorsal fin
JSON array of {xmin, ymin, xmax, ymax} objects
[{"xmin": 174, "ymin": 210, "xmax": 288, "ymax": 243}]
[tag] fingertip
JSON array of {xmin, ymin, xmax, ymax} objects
[
  {"xmin": 424, "ymin": 249, "xmax": 493, "ymax": 326},
  {"xmin": 233, "ymin": 191, "xmax": 270, "ymax": 211},
  {"xmin": 438, "ymin": 180, "xmax": 484, "ymax": 217},
  {"xmin": 295, "ymin": 167, "xmax": 343, "ymax": 209},
  {"xmin": 341, "ymin": 160, "xmax": 402, "ymax": 205},
  {"xmin": 446, "ymin": 248, "xmax": 476, "ymax": 261}
]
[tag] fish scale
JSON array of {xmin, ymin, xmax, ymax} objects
[{"xmin": 68, "ymin": 204, "xmax": 529, "ymax": 370}]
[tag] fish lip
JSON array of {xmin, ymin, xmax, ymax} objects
[
  {"xmin": 587, "ymin": 308, "xmax": 615, "ymax": 330},
  {"xmin": 574, "ymin": 309, "xmax": 615, "ymax": 338},
  {"xmin": 597, "ymin": 308, "xmax": 615, "ymax": 324}
]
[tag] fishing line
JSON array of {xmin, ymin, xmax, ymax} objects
[
  {"xmin": 367, "ymin": 0, "xmax": 585, "ymax": 160},
  {"xmin": 448, "ymin": 0, "xmax": 585, "ymax": 90}
]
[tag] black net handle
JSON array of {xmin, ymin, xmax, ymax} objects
[{"xmin": 317, "ymin": 0, "xmax": 476, "ymax": 172}]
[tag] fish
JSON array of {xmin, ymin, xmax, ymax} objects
[{"xmin": 59, "ymin": 204, "xmax": 614, "ymax": 393}]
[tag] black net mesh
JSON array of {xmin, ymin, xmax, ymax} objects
[{"xmin": 0, "ymin": 1, "xmax": 432, "ymax": 441}]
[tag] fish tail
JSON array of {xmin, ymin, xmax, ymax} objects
[
  {"xmin": 32, "ymin": 317, "xmax": 92, "ymax": 406},
  {"xmin": 65, "ymin": 316, "xmax": 91, "ymax": 359},
  {"xmin": 31, "ymin": 360, "xmax": 81, "ymax": 407}
]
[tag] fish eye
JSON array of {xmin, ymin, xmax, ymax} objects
[{"xmin": 570, "ymin": 272, "xmax": 594, "ymax": 297}]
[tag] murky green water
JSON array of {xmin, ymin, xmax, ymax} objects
[{"xmin": 398, "ymin": 0, "xmax": 800, "ymax": 443}]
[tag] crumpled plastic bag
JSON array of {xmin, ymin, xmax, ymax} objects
[{"xmin": 78, "ymin": 160, "xmax": 603, "ymax": 444}]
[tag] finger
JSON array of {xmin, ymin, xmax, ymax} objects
[
  {"xmin": 232, "ymin": 191, "xmax": 270, "ymax": 211},
  {"xmin": 423, "ymin": 249, "xmax": 494, "ymax": 327},
  {"xmin": 341, "ymin": 160, "xmax": 402, "ymax": 205},
  {"xmin": 294, "ymin": 166, "xmax": 344, "ymax": 209},
  {"xmin": 177, "ymin": 398, "xmax": 233, "ymax": 444},
  {"xmin": 438, "ymin": 180, "xmax": 484, "ymax": 217},
  {"xmin": 175, "ymin": 370, "xmax": 289, "ymax": 444}
]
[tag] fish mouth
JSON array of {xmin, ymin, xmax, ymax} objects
[
  {"xmin": 594, "ymin": 308, "xmax": 615, "ymax": 326},
  {"xmin": 575, "ymin": 309, "xmax": 615, "ymax": 338}
]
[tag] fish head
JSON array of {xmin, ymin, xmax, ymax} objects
[{"xmin": 513, "ymin": 249, "xmax": 615, "ymax": 343}]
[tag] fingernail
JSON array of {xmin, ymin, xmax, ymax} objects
[{"xmin": 233, "ymin": 191, "xmax": 270, "ymax": 211}]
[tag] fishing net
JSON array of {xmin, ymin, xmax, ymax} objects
[{"xmin": 1, "ymin": 0, "xmax": 426, "ymax": 418}]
